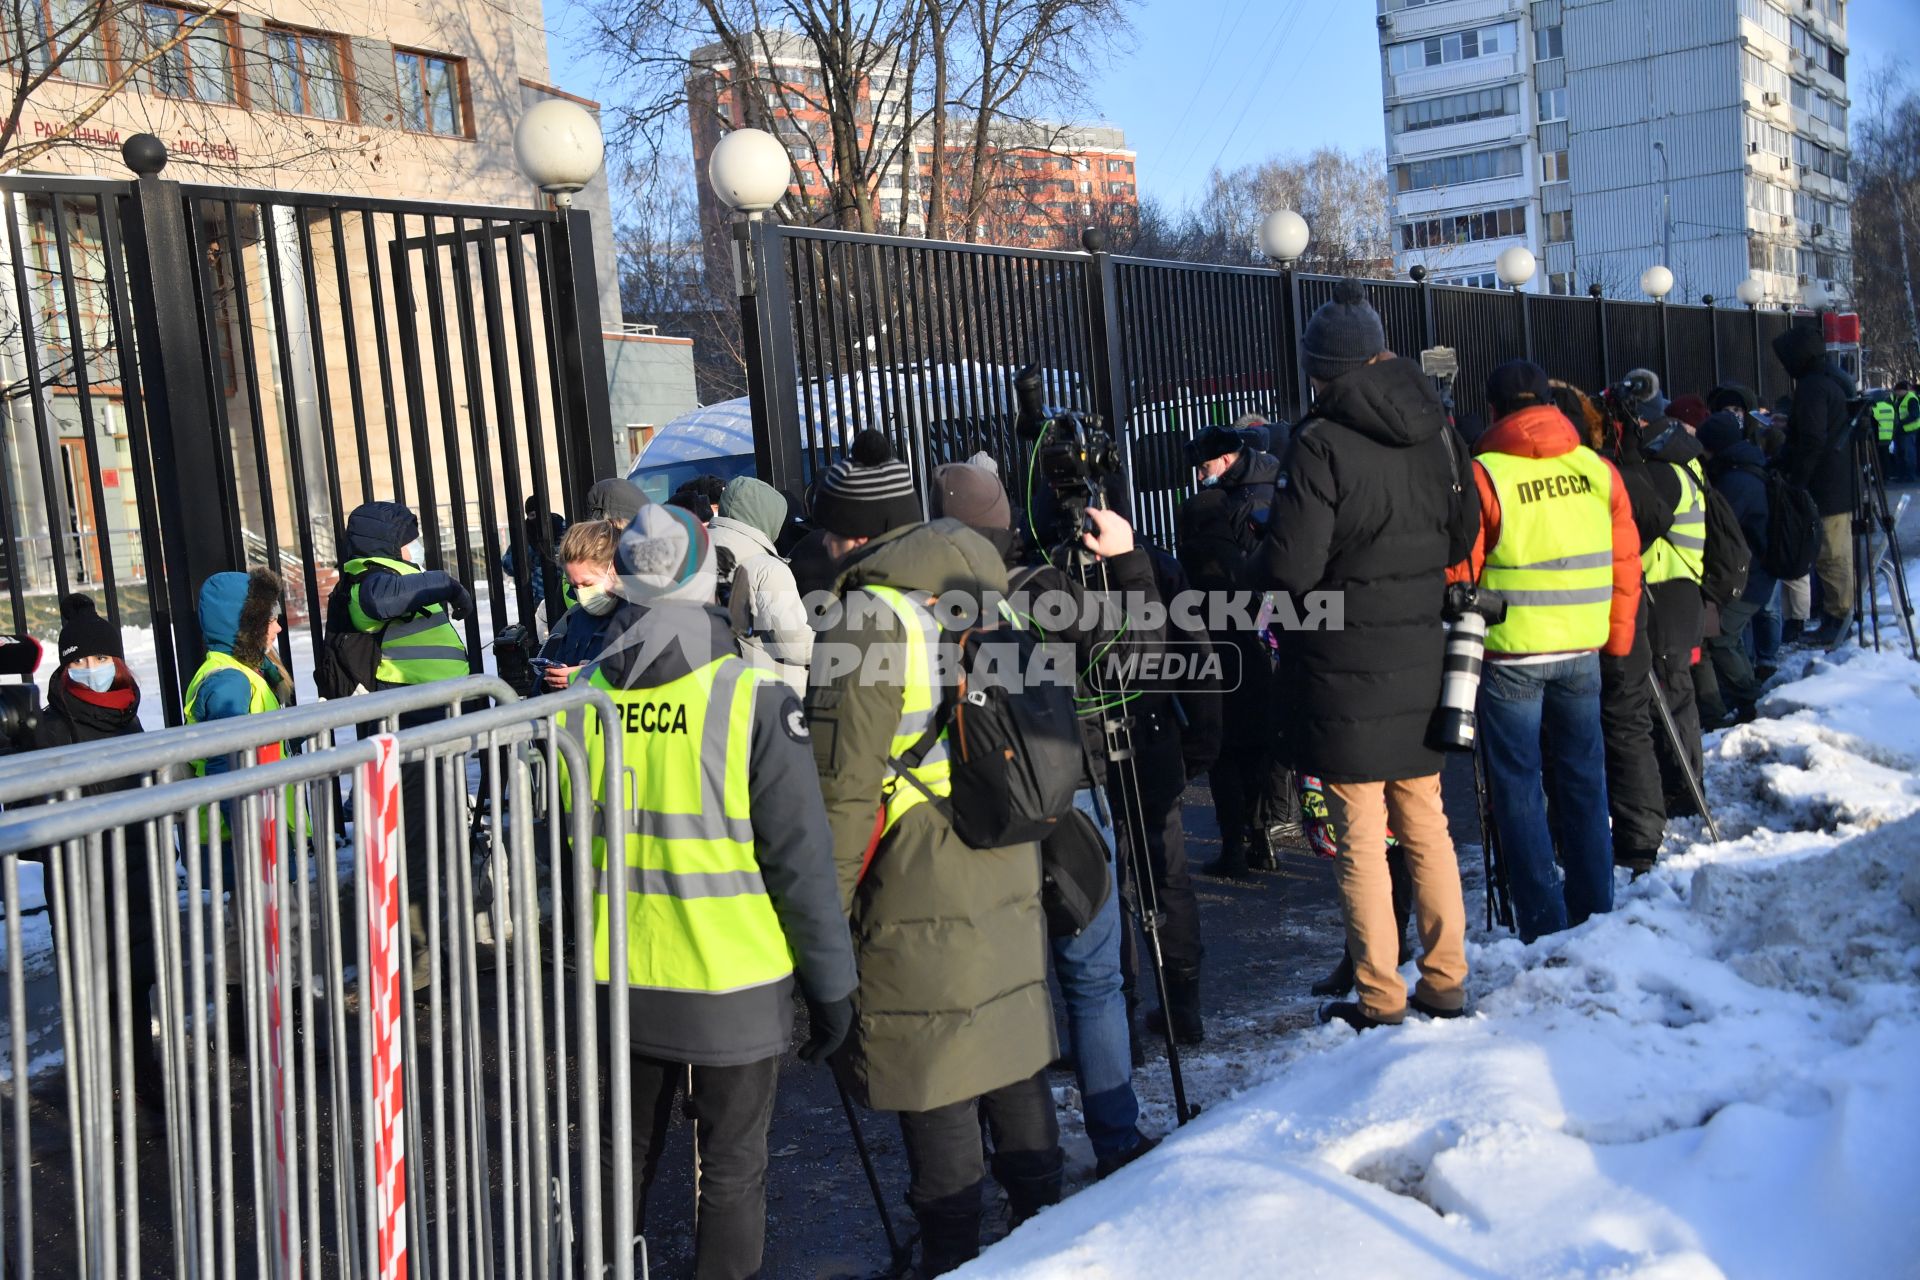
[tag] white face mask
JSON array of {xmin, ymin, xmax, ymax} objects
[
  {"xmin": 70, "ymin": 662, "xmax": 116, "ymax": 693},
  {"xmin": 576, "ymin": 583, "xmax": 618, "ymax": 616},
  {"xmin": 403, "ymin": 539, "xmax": 425, "ymax": 564}
]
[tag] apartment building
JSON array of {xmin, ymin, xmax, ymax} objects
[
  {"xmin": 1377, "ymin": 0, "xmax": 1851, "ymax": 303},
  {"xmin": 687, "ymin": 34, "xmax": 1136, "ymax": 251}
]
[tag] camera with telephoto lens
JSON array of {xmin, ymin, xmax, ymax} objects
[
  {"xmin": 1427, "ymin": 583, "xmax": 1508, "ymax": 752},
  {"xmin": 1013, "ymin": 365, "xmax": 1122, "ymax": 547},
  {"xmin": 1610, "ymin": 370, "xmax": 1658, "ymax": 409}
]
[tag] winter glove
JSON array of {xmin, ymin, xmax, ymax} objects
[
  {"xmin": 447, "ymin": 580, "xmax": 474, "ymax": 621},
  {"xmin": 798, "ymin": 995, "xmax": 853, "ymax": 1064}
]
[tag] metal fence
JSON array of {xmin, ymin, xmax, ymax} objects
[
  {"xmin": 0, "ymin": 138, "xmax": 615, "ymax": 726},
  {"xmin": 0, "ymin": 675, "xmax": 662, "ymax": 1280},
  {"xmin": 735, "ymin": 221, "xmax": 1799, "ymax": 548}
]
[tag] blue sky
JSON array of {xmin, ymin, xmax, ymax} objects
[{"xmin": 543, "ymin": 0, "xmax": 1920, "ymax": 210}]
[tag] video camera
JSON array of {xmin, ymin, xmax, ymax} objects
[
  {"xmin": 1013, "ymin": 365, "xmax": 1122, "ymax": 549},
  {"xmin": 0, "ymin": 636, "xmax": 44, "ymax": 754}
]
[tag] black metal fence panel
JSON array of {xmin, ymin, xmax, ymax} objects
[
  {"xmin": 1604, "ymin": 300, "xmax": 1664, "ymax": 389},
  {"xmin": 0, "ymin": 164, "xmax": 610, "ymax": 726},
  {"xmin": 1429, "ymin": 284, "xmax": 1524, "ymax": 426},
  {"xmin": 1669, "ymin": 306, "xmax": 1717, "ymax": 398},
  {"xmin": 1529, "ymin": 294, "xmax": 1607, "ymax": 403}
]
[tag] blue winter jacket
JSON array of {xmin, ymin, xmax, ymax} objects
[
  {"xmin": 190, "ymin": 571, "xmax": 288, "ymax": 778},
  {"xmin": 343, "ymin": 501, "xmax": 467, "ymax": 621}
]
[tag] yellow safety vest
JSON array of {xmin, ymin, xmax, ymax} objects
[
  {"xmin": 1898, "ymin": 391, "xmax": 1919, "ymax": 433},
  {"xmin": 1478, "ymin": 448, "xmax": 1617, "ymax": 654},
  {"xmin": 862, "ymin": 585, "xmax": 954, "ymax": 838},
  {"xmin": 1643, "ymin": 457, "xmax": 1706, "ymax": 586},
  {"xmin": 1873, "ymin": 398, "xmax": 1897, "ymax": 443},
  {"xmin": 183, "ymin": 650, "xmax": 284, "ymax": 762},
  {"xmin": 568, "ymin": 658, "xmax": 793, "ymax": 994},
  {"xmin": 343, "ymin": 555, "xmax": 469, "ymax": 686}
]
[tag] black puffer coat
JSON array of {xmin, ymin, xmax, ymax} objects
[
  {"xmin": 1253, "ymin": 357, "xmax": 1478, "ymax": 784},
  {"xmin": 1773, "ymin": 325, "xmax": 1858, "ymax": 516}
]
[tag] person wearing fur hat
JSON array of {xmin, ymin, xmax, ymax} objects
[
  {"xmin": 33, "ymin": 594, "xmax": 163, "ymax": 1101},
  {"xmin": 564, "ymin": 503, "xmax": 855, "ymax": 1280},
  {"xmin": 186, "ymin": 567, "xmax": 293, "ymax": 736}
]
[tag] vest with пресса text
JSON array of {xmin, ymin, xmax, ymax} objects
[
  {"xmin": 1477, "ymin": 447, "xmax": 1617, "ymax": 655},
  {"xmin": 862, "ymin": 585, "xmax": 956, "ymax": 839},
  {"xmin": 563, "ymin": 658, "xmax": 793, "ymax": 996},
  {"xmin": 342, "ymin": 556, "xmax": 469, "ymax": 686},
  {"xmin": 1642, "ymin": 457, "xmax": 1706, "ymax": 586},
  {"xmin": 1873, "ymin": 398, "xmax": 1897, "ymax": 443}
]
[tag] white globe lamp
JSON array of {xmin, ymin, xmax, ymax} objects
[
  {"xmin": 1496, "ymin": 245, "xmax": 1537, "ymax": 290},
  {"xmin": 708, "ymin": 128, "xmax": 793, "ymax": 216},
  {"xmin": 1735, "ymin": 275, "xmax": 1765, "ymax": 308},
  {"xmin": 514, "ymin": 99, "xmax": 605, "ymax": 208},
  {"xmin": 1259, "ymin": 210, "xmax": 1310, "ymax": 266},
  {"xmin": 1640, "ymin": 264, "xmax": 1675, "ymax": 300}
]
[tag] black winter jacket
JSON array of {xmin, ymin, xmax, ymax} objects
[
  {"xmin": 1705, "ymin": 437, "xmax": 1775, "ymax": 605},
  {"xmin": 1773, "ymin": 326, "xmax": 1858, "ymax": 516},
  {"xmin": 1254, "ymin": 357, "xmax": 1478, "ymax": 785}
]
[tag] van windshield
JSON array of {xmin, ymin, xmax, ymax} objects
[{"xmin": 632, "ymin": 453, "xmax": 758, "ymax": 505}]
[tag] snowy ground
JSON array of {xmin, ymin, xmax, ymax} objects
[{"xmin": 967, "ymin": 641, "xmax": 1920, "ymax": 1279}]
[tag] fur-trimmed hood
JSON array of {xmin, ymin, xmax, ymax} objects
[{"xmin": 198, "ymin": 568, "xmax": 282, "ymax": 667}]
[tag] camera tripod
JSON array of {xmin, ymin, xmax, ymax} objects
[{"xmin": 1849, "ymin": 420, "xmax": 1919, "ymax": 660}]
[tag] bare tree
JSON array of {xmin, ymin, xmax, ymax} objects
[
  {"xmin": 1852, "ymin": 66, "xmax": 1920, "ymax": 383},
  {"xmin": 615, "ymin": 157, "xmax": 748, "ymax": 401},
  {"xmin": 1113, "ymin": 147, "xmax": 1392, "ymax": 274}
]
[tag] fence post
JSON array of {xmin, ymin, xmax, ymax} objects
[
  {"xmin": 1413, "ymin": 265, "xmax": 1434, "ymax": 353},
  {"xmin": 1657, "ymin": 296, "xmax": 1671, "ymax": 392},
  {"xmin": 543, "ymin": 207, "xmax": 617, "ymax": 513},
  {"xmin": 1704, "ymin": 295, "xmax": 1721, "ymax": 387},
  {"xmin": 116, "ymin": 135, "xmax": 229, "ymax": 716},
  {"xmin": 1080, "ymin": 229, "xmax": 1130, "ymax": 457},
  {"xmin": 735, "ymin": 217, "xmax": 806, "ymax": 496},
  {"xmin": 1517, "ymin": 286, "xmax": 1533, "ymax": 363},
  {"xmin": 1750, "ymin": 301, "xmax": 1763, "ymax": 391},
  {"xmin": 1591, "ymin": 284, "xmax": 1612, "ymax": 387},
  {"xmin": 1290, "ymin": 269, "xmax": 1310, "ymax": 416}
]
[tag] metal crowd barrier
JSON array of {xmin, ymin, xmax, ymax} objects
[{"xmin": 0, "ymin": 679, "xmax": 647, "ymax": 1280}]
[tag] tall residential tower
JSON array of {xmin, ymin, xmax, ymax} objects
[{"xmin": 1377, "ymin": 0, "xmax": 1850, "ymax": 304}]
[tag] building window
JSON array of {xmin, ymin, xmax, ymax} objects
[
  {"xmin": 1545, "ymin": 209, "xmax": 1574, "ymax": 242},
  {"xmin": 394, "ymin": 49, "xmax": 468, "ymax": 138},
  {"xmin": 142, "ymin": 4, "xmax": 240, "ymax": 104},
  {"xmin": 1549, "ymin": 271, "xmax": 1574, "ymax": 295},
  {"xmin": 1436, "ymin": 271, "xmax": 1501, "ymax": 289},
  {"xmin": 24, "ymin": 0, "xmax": 110, "ymax": 83},
  {"xmin": 1399, "ymin": 203, "xmax": 1527, "ymax": 250},
  {"xmin": 1540, "ymin": 150, "xmax": 1571, "ymax": 184},
  {"xmin": 1387, "ymin": 22, "xmax": 1514, "ymax": 75},
  {"xmin": 1393, "ymin": 144, "xmax": 1524, "ymax": 193},
  {"xmin": 1537, "ymin": 87, "xmax": 1567, "ymax": 123},
  {"xmin": 1534, "ymin": 25, "xmax": 1563, "ymax": 61},
  {"xmin": 1393, "ymin": 84, "xmax": 1520, "ymax": 134},
  {"xmin": 265, "ymin": 26, "xmax": 350, "ymax": 120}
]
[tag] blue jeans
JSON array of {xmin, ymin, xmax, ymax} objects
[
  {"xmin": 1478, "ymin": 655, "xmax": 1614, "ymax": 943},
  {"xmin": 1751, "ymin": 579, "xmax": 1782, "ymax": 665},
  {"xmin": 1898, "ymin": 432, "xmax": 1918, "ymax": 483},
  {"xmin": 1054, "ymin": 789, "xmax": 1140, "ymax": 1160}
]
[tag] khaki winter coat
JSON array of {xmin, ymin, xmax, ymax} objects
[{"xmin": 804, "ymin": 519, "xmax": 1057, "ymax": 1114}]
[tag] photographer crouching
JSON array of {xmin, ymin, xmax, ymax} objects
[{"xmin": 1255, "ymin": 280, "xmax": 1479, "ymax": 1031}]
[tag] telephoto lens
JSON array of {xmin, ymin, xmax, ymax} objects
[{"xmin": 1427, "ymin": 584, "xmax": 1507, "ymax": 752}]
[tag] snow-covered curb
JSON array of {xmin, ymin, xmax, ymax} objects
[{"xmin": 969, "ymin": 647, "xmax": 1920, "ymax": 1278}]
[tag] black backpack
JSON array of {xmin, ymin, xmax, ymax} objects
[
  {"xmin": 1740, "ymin": 465, "xmax": 1822, "ymax": 581},
  {"xmin": 315, "ymin": 565, "xmax": 385, "ymax": 699},
  {"xmin": 889, "ymin": 616, "xmax": 1084, "ymax": 851},
  {"xmin": 1699, "ymin": 482, "xmax": 1752, "ymax": 608},
  {"xmin": 1038, "ymin": 806, "xmax": 1112, "ymax": 938}
]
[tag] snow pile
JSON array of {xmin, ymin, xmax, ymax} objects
[{"xmin": 969, "ymin": 647, "xmax": 1920, "ymax": 1279}]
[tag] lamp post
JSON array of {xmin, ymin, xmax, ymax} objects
[
  {"xmin": 1410, "ymin": 263, "xmax": 1434, "ymax": 351},
  {"xmin": 1591, "ymin": 282, "xmax": 1611, "ymax": 385},
  {"xmin": 1641, "ymin": 263, "xmax": 1674, "ymax": 391},
  {"xmin": 514, "ymin": 98, "xmax": 613, "ymax": 577},
  {"xmin": 1703, "ymin": 293, "xmax": 1720, "ymax": 386},
  {"xmin": 1737, "ymin": 274, "xmax": 1765, "ymax": 388},
  {"xmin": 707, "ymin": 127, "xmax": 802, "ymax": 490},
  {"xmin": 1497, "ymin": 245, "xmax": 1536, "ymax": 361},
  {"xmin": 1261, "ymin": 209, "xmax": 1310, "ymax": 413}
]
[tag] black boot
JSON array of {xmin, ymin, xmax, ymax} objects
[
  {"xmin": 1144, "ymin": 970, "xmax": 1204, "ymax": 1046},
  {"xmin": 913, "ymin": 1198, "xmax": 982, "ymax": 1277},
  {"xmin": 1318, "ymin": 1001, "xmax": 1397, "ymax": 1032},
  {"xmin": 1310, "ymin": 949, "xmax": 1355, "ymax": 998},
  {"xmin": 1245, "ymin": 826, "xmax": 1278, "ymax": 872},
  {"xmin": 991, "ymin": 1147, "xmax": 1064, "ymax": 1228},
  {"xmin": 1201, "ymin": 833, "xmax": 1251, "ymax": 879}
]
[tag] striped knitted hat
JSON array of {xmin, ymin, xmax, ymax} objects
[
  {"xmin": 613, "ymin": 504, "xmax": 716, "ymax": 604},
  {"xmin": 812, "ymin": 429, "xmax": 919, "ymax": 538}
]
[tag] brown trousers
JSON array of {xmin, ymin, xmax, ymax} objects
[
  {"xmin": 1324, "ymin": 775, "xmax": 1469, "ymax": 1022},
  {"xmin": 1816, "ymin": 512, "xmax": 1854, "ymax": 617}
]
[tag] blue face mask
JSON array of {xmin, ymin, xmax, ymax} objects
[
  {"xmin": 70, "ymin": 663, "xmax": 116, "ymax": 693},
  {"xmin": 1199, "ymin": 473, "xmax": 1221, "ymax": 488}
]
